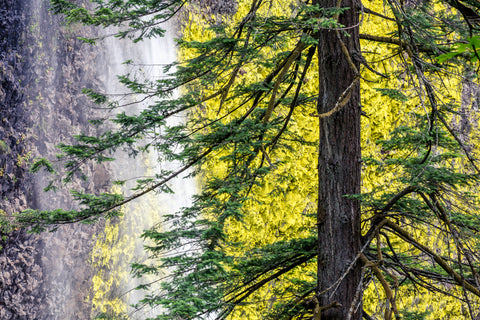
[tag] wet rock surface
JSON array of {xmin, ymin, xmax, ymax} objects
[
  {"xmin": 0, "ymin": 0, "xmax": 43, "ymax": 318},
  {"xmin": 0, "ymin": 0, "xmax": 30, "ymax": 215},
  {"xmin": 185, "ymin": 0, "xmax": 238, "ymax": 25},
  {"xmin": 1, "ymin": 0, "xmax": 110, "ymax": 319},
  {"xmin": 201, "ymin": 0, "xmax": 238, "ymax": 15},
  {"xmin": 0, "ymin": 231, "xmax": 42, "ymax": 320}
]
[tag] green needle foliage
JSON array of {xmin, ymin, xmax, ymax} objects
[{"xmin": 11, "ymin": 0, "xmax": 480, "ymax": 319}]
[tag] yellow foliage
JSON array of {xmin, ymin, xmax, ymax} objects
[
  {"xmin": 181, "ymin": 0, "xmax": 480, "ymax": 318},
  {"xmin": 90, "ymin": 186, "xmax": 131, "ymax": 318},
  {"xmin": 90, "ymin": 178, "xmax": 166, "ymax": 318}
]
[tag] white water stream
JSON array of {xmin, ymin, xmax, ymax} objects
[{"xmin": 91, "ymin": 20, "xmax": 196, "ymax": 320}]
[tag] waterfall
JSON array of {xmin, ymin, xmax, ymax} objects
[
  {"xmin": 0, "ymin": 0, "xmax": 193, "ymax": 319},
  {"xmin": 91, "ymin": 21, "xmax": 196, "ymax": 319}
]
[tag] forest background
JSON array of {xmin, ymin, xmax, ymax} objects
[{"xmin": 4, "ymin": 0, "xmax": 480, "ymax": 319}]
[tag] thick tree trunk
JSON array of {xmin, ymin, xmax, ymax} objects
[{"xmin": 316, "ymin": 1, "xmax": 362, "ymax": 319}]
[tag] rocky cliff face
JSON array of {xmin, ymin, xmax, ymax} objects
[
  {"xmin": 0, "ymin": 0, "xmax": 29, "ymax": 215},
  {"xmin": 0, "ymin": 0, "xmax": 43, "ymax": 318},
  {"xmin": 1, "ymin": 0, "xmax": 109, "ymax": 319}
]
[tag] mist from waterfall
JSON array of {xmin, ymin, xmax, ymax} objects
[{"xmin": 91, "ymin": 21, "xmax": 196, "ymax": 319}]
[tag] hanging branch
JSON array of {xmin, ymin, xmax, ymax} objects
[{"xmin": 385, "ymin": 220, "xmax": 480, "ymax": 297}]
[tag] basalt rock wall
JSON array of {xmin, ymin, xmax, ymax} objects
[
  {"xmin": 1, "ymin": 0, "xmax": 109, "ymax": 319},
  {"xmin": 0, "ymin": 0, "xmax": 29, "ymax": 214},
  {"xmin": 0, "ymin": 0, "xmax": 43, "ymax": 318}
]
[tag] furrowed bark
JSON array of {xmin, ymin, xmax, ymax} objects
[{"xmin": 316, "ymin": 0, "xmax": 362, "ymax": 319}]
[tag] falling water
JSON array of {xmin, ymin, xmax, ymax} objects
[
  {"xmin": 1, "ymin": 0, "xmax": 195, "ymax": 319},
  {"xmin": 90, "ymin": 20, "xmax": 197, "ymax": 319}
]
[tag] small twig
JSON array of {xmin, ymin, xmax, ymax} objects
[
  {"xmin": 436, "ymin": 111, "xmax": 480, "ymax": 174},
  {"xmin": 362, "ymin": 6, "xmax": 396, "ymax": 22},
  {"xmin": 319, "ymin": 229, "xmax": 377, "ymax": 299},
  {"xmin": 313, "ymin": 297, "xmax": 341, "ymax": 320},
  {"xmin": 346, "ymin": 267, "xmax": 365, "ymax": 320},
  {"xmin": 311, "ymin": 76, "xmax": 359, "ymax": 118},
  {"xmin": 260, "ymin": 146, "xmax": 277, "ymax": 169},
  {"xmin": 360, "ymin": 253, "xmax": 400, "ymax": 320},
  {"xmin": 385, "ymin": 220, "xmax": 480, "ymax": 296},
  {"xmin": 262, "ymin": 40, "xmax": 306, "ymax": 123}
]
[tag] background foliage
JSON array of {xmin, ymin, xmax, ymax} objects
[{"xmin": 10, "ymin": 0, "xmax": 480, "ymax": 318}]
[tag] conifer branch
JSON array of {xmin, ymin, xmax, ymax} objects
[
  {"xmin": 385, "ymin": 220, "xmax": 480, "ymax": 297},
  {"xmin": 269, "ymin": 45, "xmax": 316, "ymax": 150},
  {"xmin": 262, "ymin": 41, "xmax": 306, "ymax": 123},
  {"xmin": 360, "ymin": 253, "xmax": 399, "ymax": 320},
  {"xmin": 361, "ymin": 6, "xmax": 396, "ymax": 22}
]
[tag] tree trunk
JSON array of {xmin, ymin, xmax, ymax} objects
[{"xmin": 316, "ymin": 1, "xmax": 362, "ymax": 319}]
